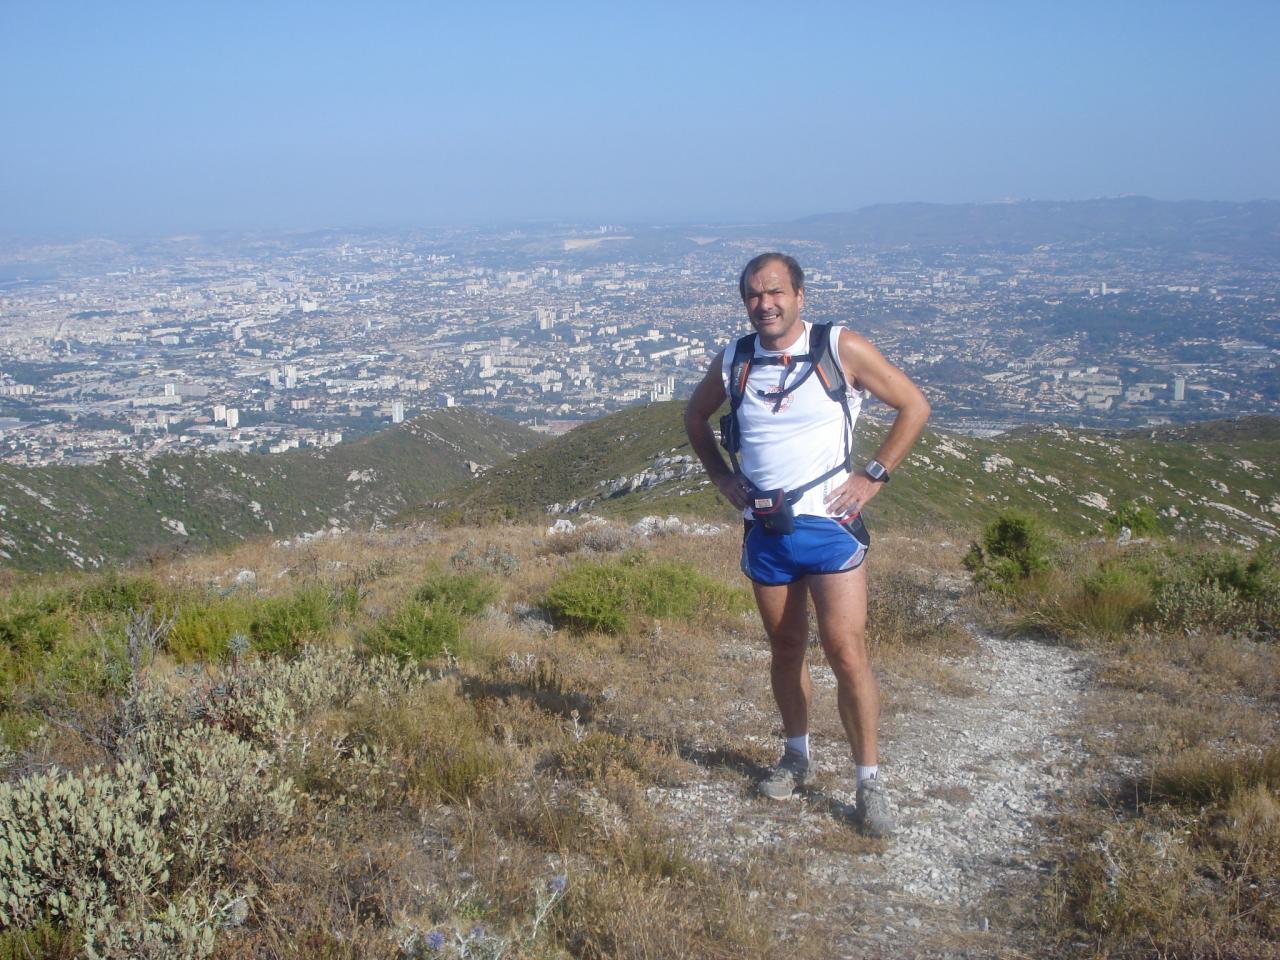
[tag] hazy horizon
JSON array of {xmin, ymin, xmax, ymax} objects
[{"xmin": 4, "ymin": 1, "xmax": 1277, "ymax": 238}]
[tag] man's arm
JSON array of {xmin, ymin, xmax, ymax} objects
[
  {"xmin": 683, "ymin": 351, "xmax": 751, "ymax": 511},
  {"xmin": 823, "ymin": 330, "xmax": 931, "ymax": 518}
]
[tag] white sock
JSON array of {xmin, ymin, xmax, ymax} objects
[
  {"xmin": 785, "ymin": 734, "xmax": 810, "ymax": 759},
  {"xmin": 856, "ymin": 764, "xmax": 878, "ymax": 786}
]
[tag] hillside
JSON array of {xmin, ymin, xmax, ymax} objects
[
  {"xmin": 439, "ymin": 402, "xmax": 1279, "ymax": 546},
  {"xmin": 0, "ymin": 409, "xmax": 539, "ymax": 571}
]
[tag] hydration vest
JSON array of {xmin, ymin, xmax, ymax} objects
[{"xmin": 718, "ymin": 322, "xmax": 857, "ymax": 505}]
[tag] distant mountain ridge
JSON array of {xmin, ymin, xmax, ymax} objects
[
  {"xmin": 439, "ymin": 402, "xmax": 1279, "ymax": 547},
  {"xmin": 0, "ymin": 409, "xmax": 539, "ymax": 571},
  {"xmin": 787, "ymin": 196, "xmax": 1280, "ymax": 256},
  {"xmin": 506, "ymin": 197, "xmax": 1280, "ymax": 263}
]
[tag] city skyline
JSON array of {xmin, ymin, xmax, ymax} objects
[{"xmin": 3, "ymin": 1, "xmax": 1278, "ymax": 238}]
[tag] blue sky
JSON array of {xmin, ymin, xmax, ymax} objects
[{"xmin": 2, "ymin": 0, "xmax": 1277, "ymax": 236}]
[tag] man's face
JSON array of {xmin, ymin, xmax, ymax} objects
[{"xmin": 743, "ymin": 260, "xmax": 804, "ymax": 346}]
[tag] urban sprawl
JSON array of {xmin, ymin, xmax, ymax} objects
[{"xmin": 0, "ymin": 224, "xmax": 1275, "ymax": 466}]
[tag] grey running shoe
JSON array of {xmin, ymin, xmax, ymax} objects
[
  {"xmin": 758, "ymin": 750, "xmax": 812, "ymax": 800},
  {"xmin": 854, "ymin": 777, "xmax": 895, "ymax": 838}
]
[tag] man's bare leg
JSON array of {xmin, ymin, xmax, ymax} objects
[
  {"xmin": 807, "ymin": 564, "xmax": 878, "ymax": 766},
  {"xmin": 753, "ymin": 580, "xmax": 812, "ymax": 737},
  {"xmin": 808, "ymin": 562, "xmax": 894, "ymax": 836}
]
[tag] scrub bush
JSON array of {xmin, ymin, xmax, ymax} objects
[
  {"xmin": 73, "ymin": 573, "xmax": 168, "ymax": 616},
  {"xmin": 413, "ymin": 570, "xmax": 497, "ymax": 618},
  {"xmin": 363, "ymin": 598, "xmax": 462, "ymax": 662},
  {"xmin": 963, "ymin": 510, "xmax": 1054, "ymax": 590},
  {"xmin": 0, "ymin": 722, "xmax": 293, "ymax": 960},
  {"xmin": 362, "ymin": 572, "xmax": 496, "ymax": 663},
  {"xmin": 250, "ymin": 584, "xmax": 339, "ymax": 655},
  {"xmin": 542, "ymin": 555, "xmax": 748, "ymax": 634},
  {"xmin": 1153, "ymin": 549, "xmax": 1280, "ymax": 633},
  {"xmin": 1103, "ymin": 500, "xmax": 1159, "ymax": 538},
  {"xmin": 165, "ymin": 594, "xmax": 257, "ymax": 662}
]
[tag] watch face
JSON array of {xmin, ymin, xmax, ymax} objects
[{"xmin": 865, "ymin": 460, "xmax": 888, "ymax": 482}]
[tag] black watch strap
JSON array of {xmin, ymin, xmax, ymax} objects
[{"xmin": 864, "ymin": 459, "xmax": 890, "ymax": 483}]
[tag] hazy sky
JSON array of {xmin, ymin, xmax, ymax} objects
[{"xmin": 3, "ymin": 1, "xmax": 1277, "ymax": 236}]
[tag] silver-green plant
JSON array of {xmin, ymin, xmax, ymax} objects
[
  {"xmin": 139, "ymin": 723, "xmax": 296, "ymax": 873},
  {"xmin": 2, "ymin": 643, "xmax": 438, "ymax": 955},
  {"xmin": 0, "ymin": 760, "xmax": 218, "ymax": 958}
]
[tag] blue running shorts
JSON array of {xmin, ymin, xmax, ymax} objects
[{"xmin": 741, "ymin": 513, "xmax": 871, "ymax": 586}]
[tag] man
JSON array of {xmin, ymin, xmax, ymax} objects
[{"xmin": 683, "ymin": 253, "xmax": 930, "ymax": 837}]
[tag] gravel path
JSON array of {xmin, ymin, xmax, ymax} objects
[
  {"xmin": 647, "ymin": 597, "xmax": 1091, "ymax": 958},
  {"xmin": 849, "ymin": 625, "xmax": 1089, "ymax": 956}
]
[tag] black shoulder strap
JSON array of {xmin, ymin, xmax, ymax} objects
[
  {"xmin": 810, "ymin": 323, "xmax": 847, "ymax": 402},
  {"xmin": 727, "ymin": 332, "xmax": 757, "ymax": 412}
]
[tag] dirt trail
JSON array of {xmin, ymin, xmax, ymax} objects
[{"xmin": 647, "ymin": 582, "xmax": 1090, "ymax": 959}]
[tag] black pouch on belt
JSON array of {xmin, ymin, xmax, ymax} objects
[{"xmin": 749, "ymin": 487, "xmax": 795, "ymax": 535}]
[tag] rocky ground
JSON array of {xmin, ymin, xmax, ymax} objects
[{"xmin": 644, "ymin": 577, "xmax": 1092, "ymax": 959}]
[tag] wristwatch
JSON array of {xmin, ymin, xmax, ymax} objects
[{"xmin": 864, "ymin": 459, "xmax": 891, "ymax": 483}]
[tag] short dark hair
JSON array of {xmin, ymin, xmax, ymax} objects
[{"xmin": 739, "ymin": 253, "xmax": 804, "ymax": 301}]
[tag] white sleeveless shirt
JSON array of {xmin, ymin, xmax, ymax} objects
[{"xmin": 720, "ymin": 322, "xmax": 863, "ymax": 518}]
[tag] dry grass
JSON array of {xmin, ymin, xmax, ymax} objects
[
  {"xmin": 8, "ymin": 520, "xmax": 897, "ymax": 958},
  {"xmin": 3, "ymin": 515, "xmax": 1039, "ymax": 959},
  {"xmin": 971, "ymin": 537, "xmax": 1280, "ymax": 958}
]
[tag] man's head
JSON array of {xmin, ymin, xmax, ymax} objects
[
  {"xmin": 739, "ymin": 253, "xmax": 805, "ymax": 347},
  {"xmin": 739, "ymin": 253, "xmax": 804, "ymax": 302}
]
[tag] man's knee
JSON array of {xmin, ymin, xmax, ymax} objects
[
  {"xmin": 768, "ymin": 633, "xmax": 808, "ymax": 671},
  {"xmin": 821, "ymin": 629, "xmax": 872, "ymax": 680}
]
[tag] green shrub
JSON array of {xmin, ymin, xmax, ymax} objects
[
  {"xmin": 413, "ymin": 570, "xmax": 497, "ymax": 618},
  {"xmin": 1074, "ymin": 562, "xmax": 1157, "ymax": 635},
  {"xmin": 166, "ymin": 595, "xmax": 258, "ymax": 662},
  {"xmin": 0, "ymin": 591, "xmax": 113, "ymax": 709},
  {"xmin": 1007, "ymin": 542, "xmax": 1279, "ymax": 641},
  {"xmin": 543, "ymin": 555, "xmax": 748, "ymax": 634},
  {"xmin": 73, "ymin": 573, "xmax": 169, "ymax": 616},
  {"xmin": 1103, "ymin": 500, "xmax": 1159, "ymax": 538},
  {"xmin": 360, "ymin": 572, "xmax": 497, "ymax": 664},
  {"xmin": 363, "ymin": 599, "xmax": 462, "ymax": 662},
  {"xmin": 250, "ymin": 584, "xmax": 338, "ymax": 656},
  {"xmin": 0, "ymin": 593, "xmax": 74, "ymax": 690},
  {"xmin": 165, "ymin": 584, "xmax": 344, "ymax": 662},
  {"xmin": 1153, "ymin": 549, "xmax": 1280, "ymax": 633},
  {"xmin": 543, "ymin": 566, "xmax": 628, "ymax": 634},
  {"xmin": 963, "ymin": 511, "xmax": 1054, "ymax": 590}
]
